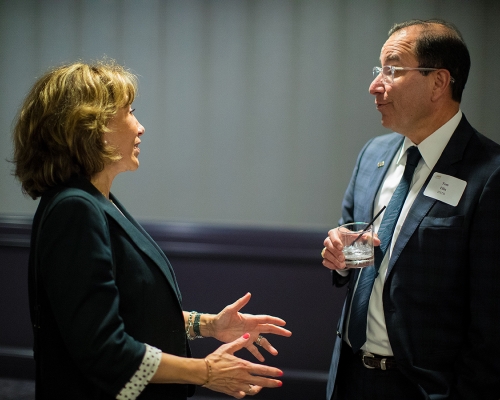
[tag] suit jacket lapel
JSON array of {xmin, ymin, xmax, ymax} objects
[
  {"xmin": 367, "ymin": 135, "xmax": 405, "ymax": 219},
  {"xmin": 350, "ymin": 135, "xmax": 404, "ymax": 284},
  {"xmin": 386, "ymin": 116, "xmax": 473, "ymax": 276}
]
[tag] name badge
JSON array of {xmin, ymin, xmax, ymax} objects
[{"xmin": 423, "ymin": 173, "xmax": 467, "ymax": 206}]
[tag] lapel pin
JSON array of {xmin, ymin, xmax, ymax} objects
[{"xmin": 377, "ymin": 161, "xmax": 385, "ymax": 168}]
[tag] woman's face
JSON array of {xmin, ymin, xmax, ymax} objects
[{"xmin": 105, "ymin": 105, "xmax": 145, "ymax": 173}]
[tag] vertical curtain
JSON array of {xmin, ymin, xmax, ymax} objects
[{"xmin": 0, "ymin": 0, "xmax": 498, "ymax": 228}]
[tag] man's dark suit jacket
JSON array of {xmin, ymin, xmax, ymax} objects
[
  {"xmin": 326, "ymin": 115, "xmax": 500, "ymax": 400},
  {"xmin": 29, "ymin": 177, "xmax": 194, "ymax": 399}
]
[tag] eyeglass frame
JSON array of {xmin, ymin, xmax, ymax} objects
[{"xmin": 373, "ymin": 66, "xmax": 455, "ymax": 84}]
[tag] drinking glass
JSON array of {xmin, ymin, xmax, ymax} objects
[{"xmin": 338, "ymin": 222, "xmax": 374, "ymax": 268}]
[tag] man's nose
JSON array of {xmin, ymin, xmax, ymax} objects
[{"xmin": 369, "ymin": 75, "xmax": 385, "ymax": 95}]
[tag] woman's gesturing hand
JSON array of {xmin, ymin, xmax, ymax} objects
[
  {"xmin": 209, "ymin": 293, "xmax": 292, "ymax": 362},
  {"xmin": 203, "ymin": 333, "xmax": 283, "ymax": 399}
]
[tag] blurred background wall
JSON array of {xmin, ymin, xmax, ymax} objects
[
  {"xmin": 1, "ymin": 1, "xmax": 500, "ymax": 398},
  {"xmin": 1, "ymin": 0, "xmax": 499, "ymax": 229}
]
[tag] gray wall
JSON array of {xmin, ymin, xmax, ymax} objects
[{"xmin": 1, "ymin": 0, "xmax": 499, "ymax": 229}]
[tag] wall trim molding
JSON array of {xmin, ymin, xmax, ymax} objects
[
  {"xmin": 0, "ymin": 346, "xmax": 33, "ymax": 359},
  {"xmin": 0, "ymin": 214, "xmax": 326, "ymax": 263}
]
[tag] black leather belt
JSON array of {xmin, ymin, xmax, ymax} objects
[{"xmin": 360, "ymin": 351, "xmax": 397, "ymax": 370}]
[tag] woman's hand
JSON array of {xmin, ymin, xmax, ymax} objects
[
  {"xmin": 203, "ymin": 333, "xmax": 283, "ymax": 399},
  {"xmin": 207, "ymin": 293, "xmax": 292, "ymax": 362}
]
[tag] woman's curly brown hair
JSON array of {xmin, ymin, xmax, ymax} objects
[{"xmin": 12, "ymin": 60, "xmax": 138, "ymax": 199}]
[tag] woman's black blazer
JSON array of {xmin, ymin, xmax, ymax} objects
[{"xmin": 29, "ymin": 176, "xmax": 193, "ymax": 399}]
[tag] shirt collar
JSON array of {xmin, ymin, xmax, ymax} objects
[{"xmin": 396, "ymin": 110, "xmax": 463, "ymax": 170}]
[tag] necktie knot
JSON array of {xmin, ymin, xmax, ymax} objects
[{"xmin": 405, "ymin": 146, "xmax": 421, "ymax": 169}]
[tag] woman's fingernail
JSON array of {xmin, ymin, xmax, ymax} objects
[
  {"xmin": 277, "ymin": 381, "xmax": 283, "ymax": 387},
  {"xmin": 243, "ymin": 333, "xmax": 250, "ymax": 339},
  {"xmin": 278, "ymin": 371, "xmax": 284, "ymax": 376}
]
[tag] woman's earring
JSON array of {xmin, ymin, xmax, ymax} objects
[{"xmin": 104, "ymin": 140, "xmax": 108, "ymax": 145}]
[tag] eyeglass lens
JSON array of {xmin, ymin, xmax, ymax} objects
[{"xmin": 373, "ymin": 66, "xmax": 393, "ymax": 83}]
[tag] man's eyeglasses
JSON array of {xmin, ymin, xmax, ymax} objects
[{"xmin": 373, "ymin": 66, "xmax": 455, "ymax": 84}]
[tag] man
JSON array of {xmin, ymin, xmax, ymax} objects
[{"xmin": 322, "ymin": 19, "xmax": 500, "ymax": 400}]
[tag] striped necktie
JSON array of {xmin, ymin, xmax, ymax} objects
[{"xmin": 348, "ymin": 146, "xmax": 422, "ymax": 353}]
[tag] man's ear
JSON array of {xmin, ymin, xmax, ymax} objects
[{"xmin": 431, "ymin": 69, "xmax": 453, "ymax": 102}]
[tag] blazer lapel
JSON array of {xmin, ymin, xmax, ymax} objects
[
  {"xmin": 105, "ymin": 194, "xmax": 183, "ymax": 301},
  {"xmin": 70, "ymin": 177, "xmax": 183, "ymax": 302},
  {"xmin": 386, "ymin": 116, "xmax": 473, "ymax": 276}
]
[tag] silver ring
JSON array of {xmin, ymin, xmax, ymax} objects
[
  {"xmin": 245, "ymin": 384, "xmax": 252, "ymax": 394},
  {"xmin": 255, "ymin": 335, "xmax": 263, "ymax": 346}
]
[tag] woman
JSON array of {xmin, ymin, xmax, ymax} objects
[{"xmin": 12, "ymin": 60, "xmax": 291, "ymax": 399}]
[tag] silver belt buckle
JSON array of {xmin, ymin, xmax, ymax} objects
[{"xmin": 361, "ymin": 351, "xmax": 375, "ymax": 369}]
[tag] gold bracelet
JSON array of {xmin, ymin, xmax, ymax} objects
[{"xmin": 202, "ymin": 358, "xmax": 212, "ymax": 387}]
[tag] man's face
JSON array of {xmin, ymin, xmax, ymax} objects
[{"xmin": 369, "ymin": 26, "xmax": 436, "ymax": 139}]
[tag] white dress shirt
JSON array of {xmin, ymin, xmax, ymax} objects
[{"xmin": 344, "ymin": 110, "xmax": 462, "ymax": 356}]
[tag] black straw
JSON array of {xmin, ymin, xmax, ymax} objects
[{"xmin": 351, "ymin": 205, "xmax": 386, "ymax": 245}]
